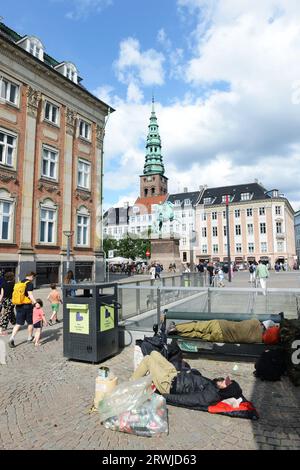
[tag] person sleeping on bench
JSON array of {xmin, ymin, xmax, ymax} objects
[{"xmin": 167, "ymin": 318, "xmax": 280, "ymax": 344}]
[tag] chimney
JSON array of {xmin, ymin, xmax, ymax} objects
[{"xmin": 184, "ymin": 187, "xmax": 188, "ymax": 193}]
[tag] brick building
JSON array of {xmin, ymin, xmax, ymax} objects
[{"xmin": 0, "ymin": 22, "xmax": 112, "ymax": 285}]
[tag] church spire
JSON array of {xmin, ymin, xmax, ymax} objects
[{"xmin": 143, "ymin": 97, "xmax": 165, "ymax": 176}]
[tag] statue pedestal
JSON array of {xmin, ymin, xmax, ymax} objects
[{"xmin": 150, "ymin": 237, "xmax": 182, "ymax": 270}]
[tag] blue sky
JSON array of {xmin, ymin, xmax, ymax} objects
[{"xmin": 2, "ymin": 0, "xmax": 300, "ymax": 211}]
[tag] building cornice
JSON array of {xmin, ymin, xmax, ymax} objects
[{"xmin": 0, "ymin": 35, "xmax": 114, "ymax": 122}]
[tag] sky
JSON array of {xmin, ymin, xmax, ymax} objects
[{"xmin": 2, "ymin": 0, "xmax": 300, "ymax": 211}]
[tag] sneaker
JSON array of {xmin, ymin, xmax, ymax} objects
[
  {"xmin": 8, "ymin": 338, "xmax": 15, "ymax": 348},
  {"xmin": 27, "ymin": 336, "xmax": 35, "ymax": 343},
  {"xmin": 55, "ymin": 319, "xmax": 61, "ymax": 323},
  {"xmin": 48, "ymin": 319, "xmax": 53, "ymax": 326}
]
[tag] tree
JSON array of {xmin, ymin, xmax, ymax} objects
[{"xmin": 103, "ymin": 238, "xmax": 119, "ymax": 257}]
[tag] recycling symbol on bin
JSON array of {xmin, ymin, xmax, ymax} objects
[{"xmin": 76, "ymin": 311, "xmax": 84, "ymax": 322}]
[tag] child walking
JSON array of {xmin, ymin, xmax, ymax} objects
[
  {"xmin": 32, "ymin": 299, "xmax": 48, "ymax": 346},
  {"xmin": 47, "ymin": 284, "xmax": 62, "ymax": 325}
]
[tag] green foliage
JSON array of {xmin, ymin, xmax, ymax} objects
[{"xmin": 104, "ymin": 235, "xmax": 151, "ymax": 261}]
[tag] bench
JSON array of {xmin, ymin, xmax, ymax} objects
[{"xmin": 163, "ymin": 309, "xmax": 283, "ymax": 358}]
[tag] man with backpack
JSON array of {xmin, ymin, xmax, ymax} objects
[{"xmin": 8, "ymin": 272, "xmax": 37, "ymax": 348}]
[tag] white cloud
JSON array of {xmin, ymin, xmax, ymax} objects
[
  {"xmin": 114, "ymin": 37, "xmax": 165, "ymax": 99},
  {"xmin": 99, "ymin": 1, "xmax": 300, "ymax": 211},
  {"xmin": 65, "ymin": 0, "xmax": 112, "ymax": 20}
]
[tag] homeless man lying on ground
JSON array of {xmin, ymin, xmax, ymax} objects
[
  {"xmin": 131, "ymin": 350, "xmax": 242, "ymax": 410},
  {"xmin": 167, "ymin": 318, "xmax": 280, "ymax": 344}
]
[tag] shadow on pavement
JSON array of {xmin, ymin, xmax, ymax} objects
[{"xmin": 41, "ymin": 328, "xmax": 62, "ymax": 345}]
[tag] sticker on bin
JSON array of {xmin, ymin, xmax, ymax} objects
[
  {"xmin": 100, "ymin": 305, "xmax": 114, "ymax": 332},
  {"xmin": 67, "ymin": 304, "xmax": 89, "ymax": 335}
]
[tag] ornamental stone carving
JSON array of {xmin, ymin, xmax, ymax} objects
[
  {"xmin": 66, "ymin": 108, "xmax": 77, "ymax": 136},
  {"xmin": 38, "ymin": 181, "xmax": 61, "ymax": 195},
  {"xmin": 75, "ymin": 189, "xmax": 92, "ymax": 202},
  {"xmin": 96, "ymin": 124, "xmax": 105, "ymax": 148},
  {"xmin": 0, "ymin": 172, "xmax": 18, "ymax": 184},
  {"xmin": 26, "ymin": 86, "xmax": 42, "ymax": 117}
]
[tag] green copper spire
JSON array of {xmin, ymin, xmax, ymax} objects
[{"xmin": 143, "ymin": 97, "xmax": 165, "ymax": 176}]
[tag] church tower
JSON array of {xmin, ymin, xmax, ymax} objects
[{"xmin": 140, "ymin": 97, "xmax": 168, "ymax": 198}]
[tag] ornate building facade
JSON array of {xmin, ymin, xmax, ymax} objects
[{"xmin": 0, "ymin": 22, "xmax": 112, "ymax": 284}]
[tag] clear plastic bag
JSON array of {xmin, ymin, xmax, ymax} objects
[
  {"xmin": 103, "ymin": 394, "xmax": 169, "ymax": 437},
  {"xmin": 98, "ymin": 376, "xmax": 154, "ymax": 422},
  {"xmin": 133, "ymin": 345, "xmax": 144, "ymax": 371}
]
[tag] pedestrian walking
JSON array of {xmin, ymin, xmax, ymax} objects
[
  {"xmin": 216, "ymin": 267, "xmax": 225, "ymax": 287},
  {"xmin": 256, "ymin": 260, "xmax": 269, "ymax": 295},
  {"xmin": 8, "ymin": 272, "xmax": 37, "ymax": 348},
  {"xmin": 149, "ymin": 264, "xmax": 156, "ymax": 280},
  {"xmin": 249, "ymin": 262, "xmax": 256, "ymax": 284},
  {"xmin": 155, "ymin": 263, "xmax": 162, "ymax": 280},
  {"xmin": 32, "ymin": 299, "xmax": 48, "ymax": 346},
  {"xmin": 206, "ymin": 262, "xmax": 215, "ymax": 286},
  {"xmin": 0, "ymin": 272, "xmax": 16, "ymax": 335},
  {"xmin": 47, "ymin": 284, "xmax": 62, "ymax": 325},
  {"xmin": 64, "ymin": 270, "xmax": 76, "ymax": 297}
]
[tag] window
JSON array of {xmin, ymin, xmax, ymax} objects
[
  {"xmin": 175, "ymin": 200, "xmax": 181, "ymax": 206},
  {"xmin": 213, "ymin": 227, "xmax": 218, "ymax": 237},
  {"xmin": 235, "ymin": 209, "xmax": 240, "ymax": 218},
  {"xmin": 241, "ymin": 192, "xmax": 251, "ymax": 201},
  {"xmin": 130, "ymin": 216, "xmax": 135, "ymax": 223},
  {"xmin": 188, "ymin": 210, "xmax": 193, "ymax": 217},
  {"xmin": 0, "ymin": 130, "xmax": 16, "ymax": 167},
  {"xmin": 0, "ymin": 200, "xmax": 12, "ymax": 241},
  {"xmin": 247, "ymin": 223, "xmax": 254, "ymax": 235},
  {"xmin": 275, "ymin": 206, "xmax": 281, "ymax": 215},
  {"xmin": 235, "ymin": 225, "xmax": 241, "ymax": 235},
  {"xmin": 203, "ymin": 197, "xmax": 211, "ymax": 204},
  {"xmin": 78, "ymin": 160, "xmax": 91, "ymax": 190},
  {"xmin": 236, "ymin": 243, "xmax": 242, "ymax": 253},
  {"xmin": 77, "ymin": 209, "xmax": 90, "ymax": 246},
  {"xmin": 223, "ymin": 211, "xmax": 226, "ymax": 219},
  {"xmin": 247, "ymin": 208, "xmax": 253, "ymax": 217},
  {"xmin": 182, "ymin": 238, "xmax": 187, "ymax": 246},
  {"xmin": 276, "ymin": 222, "xmax": 282, "ymax": 234},
  {"xmin": 79, "ymin": 120, "xmax": 91, "ymax": 140},
  {"xmin": 260, "ymin": 222, "xmax": 266, "ymax": 234},
  {"xmin": 212, "ymin": 211, "xmax": 217, "ymax": 220},
  {"xmin": 222, "ymin": 195, "xmax": 231, "ymax": 203},
  {"xmin": 213, "ymin": 244, "xmax": 219, "ymax": 254},
  {"xmin": 136, "ymin": 216, "xmax": 140, "ymax": 223},
  {"xmin": 202, "ymin": 213, "xmax": 207, "ymax": 221},
  {"xmin": 202, "ymin": 244, "xmax": 207, "ymax": 254},
  {"xmin": 202, "ymin": 227, "xmax": 207, "ymax": 237},
  {"xmin": 184, "ymin": 199, "xmax": 191, "ymax": 206},
  {"xmin": 182, "ymin": 212, "xmax": 186, "ymax": 218},
  {"xmin": 0, "ymin": 78, "xmax": 19, "ymax": 105},
  {"xmin": 42, "ymin": 147, "xmax": 58, "ymax": 179},
  {"xmin": 223, "ymin": 226, "xmax": 227, "ymax": 237},
  {"xmin": 65, "ymin": 63, "xmax": 77, "ymax": 83},
  {"xmin": 277, "ymin": 241, "xmax": 284, "ymax": 252},
  {"xmin": 248, "ymin": 243, "xmax": 254, "ymax": 253},
  {"xmin": 224, "ymin": 244, "xmax": 227, "ymax": 252},
  {"xmin": 261, "ymin": 242, "xmax": 267, "ymax": 253},
  {"xmin": 40, "ymin": 206, "xmax": 56, "ymax": 243},
  {"xmin": 28, "ymin": 38, "xmax": 43, "ymax": 60},
  {"xmin": 44, "ymin": 101, "xmax": 59, "ymax": 125},
  {"xmin": 182, "ymin": 224, "xmax": 187, "ymax": 232},
  {"xmin": 259, "ymin": 207, "xmax": 265, "ymax": 216}
]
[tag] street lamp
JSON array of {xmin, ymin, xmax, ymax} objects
[
  {"xmin": 225, "ymin": 195, "xmax": 232, "ymax": 282},
  {"xmin": 63, "ymin": 230, "xmax": 74, "ymax": 272}
]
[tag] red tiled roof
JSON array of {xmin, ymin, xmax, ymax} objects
[{"xmin": 134, "ymin": 195, "xmax": 168, "ymax": 214}]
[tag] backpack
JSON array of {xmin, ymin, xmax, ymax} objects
[
  {"xmin": 11, "ymin": 280, "xmax": 31, "ymax": 305},
  {"xmin": 249, "ymin": 265, "xmax": 254, "ymax": 273},
  {"xmin": 254, "ymin": 348, "xmax": 286, "ymax": 381}
]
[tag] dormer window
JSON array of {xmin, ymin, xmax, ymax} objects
[
  {"xmin": 54, "ymin": 62, "xmax": 78, "ymax": 84},
  {"xmin": 222, "ymin": 195, "xmax": 232, "ymax": 203},
  {"xmin": 240, "ymin": 192, "xmax": 251, "ymax": 201},
  {"xmin": 203, "ymin": 197, "xmax": 212, "ymax": 205},
  {"xmin": 184, "ymin": 199, "xmax": 191, "ymax": 206},
  {"xmin": 17, "ymin": 36, "xmax": 44, "ymax": 61},
  {"xmin": 175, "ymin": 200, "xmax": 181, "ymax": 206}
]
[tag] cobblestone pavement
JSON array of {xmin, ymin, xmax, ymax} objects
[{"xmin": 1, "ymin": 320, "xmax": 300, "ymax": 450}]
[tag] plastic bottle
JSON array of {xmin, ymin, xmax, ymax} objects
[{"xmin": 94, "ymin": 369, "xmax": 118, "ymax": 408}]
